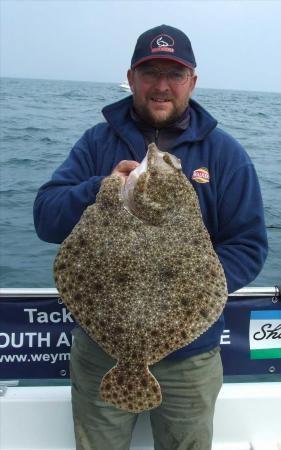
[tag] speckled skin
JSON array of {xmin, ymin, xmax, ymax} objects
[{"xmin": 54, "ymin": 143, "xmax": 228, "ymax": 413}]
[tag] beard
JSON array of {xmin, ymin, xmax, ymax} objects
[{"xmin": 133, "ymin": 93, "xmax": 189, "ymax": 128}]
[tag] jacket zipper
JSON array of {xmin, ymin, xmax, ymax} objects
[{"xmin": 155, "ymin": 129, "xmax": 159, "ymax": 146}]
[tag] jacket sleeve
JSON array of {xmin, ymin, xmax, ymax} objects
[
  {"xmin": 33, "ymin": 131, "xmax": 105, "ymax": 244},
  {"xmin": 214, "ymin": 162, "xmax": 268, "ymax": 294}
]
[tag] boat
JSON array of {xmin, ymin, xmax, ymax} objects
[
  {"xmin": 120, "ymin": 81, "xmax": 131, "ymax": 92},
  {"xmin": 0, "ymin": 286, "xmax": 280, "ymax": 450}
]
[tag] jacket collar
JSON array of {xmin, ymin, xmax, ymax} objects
[{"xmin": 102, "ymin": 95, "xmax": 217, "ymax": 160}]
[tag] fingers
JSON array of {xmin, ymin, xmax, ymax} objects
[{"xmin": 112, "ymin": 160, "xmax": 140, "ymax": 179}]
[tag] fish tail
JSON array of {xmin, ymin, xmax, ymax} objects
[{"xmin": 100, "ymin": 362, "xmax": 162, "ymax": 413}]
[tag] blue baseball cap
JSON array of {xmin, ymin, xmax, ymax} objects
[{"xmin": 131, "ymin": 24, "xmax": 196, "ymax": 70}]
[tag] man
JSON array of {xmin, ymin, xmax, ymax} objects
[{"xmin": 34, "ymin": 25, "xmax": 268, "ymax": 450}]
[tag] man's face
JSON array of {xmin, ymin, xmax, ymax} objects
[{"xmin": 127, "ymin": 60, "xmax": 197, "ymax": 128}]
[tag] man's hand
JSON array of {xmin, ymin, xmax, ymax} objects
[{"xmin": 112, "ymin": 160, "xmax": 140, "ymax": 180}]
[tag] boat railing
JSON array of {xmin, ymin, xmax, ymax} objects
[{"xmin": 0, "ymin": 286, "xmax": 280, "ymax": 298}]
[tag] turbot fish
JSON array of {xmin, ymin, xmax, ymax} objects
[{"xmin": 54, "ymin": 143, "xmax": 228, "ymax": 413}]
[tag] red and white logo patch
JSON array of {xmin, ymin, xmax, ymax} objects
[
  {"xmin": 150, "ymin": 34, "xmax": 175, "ymax": 54},
  {"xmin": 192, "ymin": 167, "xmax": 210, "ymax": 183}
]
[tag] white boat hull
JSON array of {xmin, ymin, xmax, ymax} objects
[{"xmin": 1, "ymin": 383, "xmax": 280, "ymax": 449}]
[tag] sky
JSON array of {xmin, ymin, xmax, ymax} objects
[{"xmin": 1, "ymin": 0, "xmax": 281, "ymax": 93}]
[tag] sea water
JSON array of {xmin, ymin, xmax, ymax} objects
[{"xmin": 0, "ymin": 77, "xmax": 280, "ymax": 288}]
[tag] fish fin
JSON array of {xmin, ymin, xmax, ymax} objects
[{"xmin": 100, "ymin": 362, "xmax": 162, "ymax": 413}]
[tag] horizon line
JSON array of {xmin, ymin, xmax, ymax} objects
[{"xmin": 1, "ymin": 75, "xmax": 281, "ymax": 96}]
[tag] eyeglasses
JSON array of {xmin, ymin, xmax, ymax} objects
[{"xmin": 135, "ymin": 67, "xmax": 194, "ymax": 86}]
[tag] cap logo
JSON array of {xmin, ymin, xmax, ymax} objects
[
  {"xmin": 151, "ymin": 34, "xmax": 175, "ymax": 53},
  {"xmin": 192, "ymin": 167, "xmax": 210, "ymax": 183},
  {"xmin": 156, "ymin": 37, "xmax": 169, "ymax": 47}
]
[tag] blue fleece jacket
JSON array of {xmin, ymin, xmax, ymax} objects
[{"xmin": 33, "ymin": 95, "xmax": 268, "ymax": 359}]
